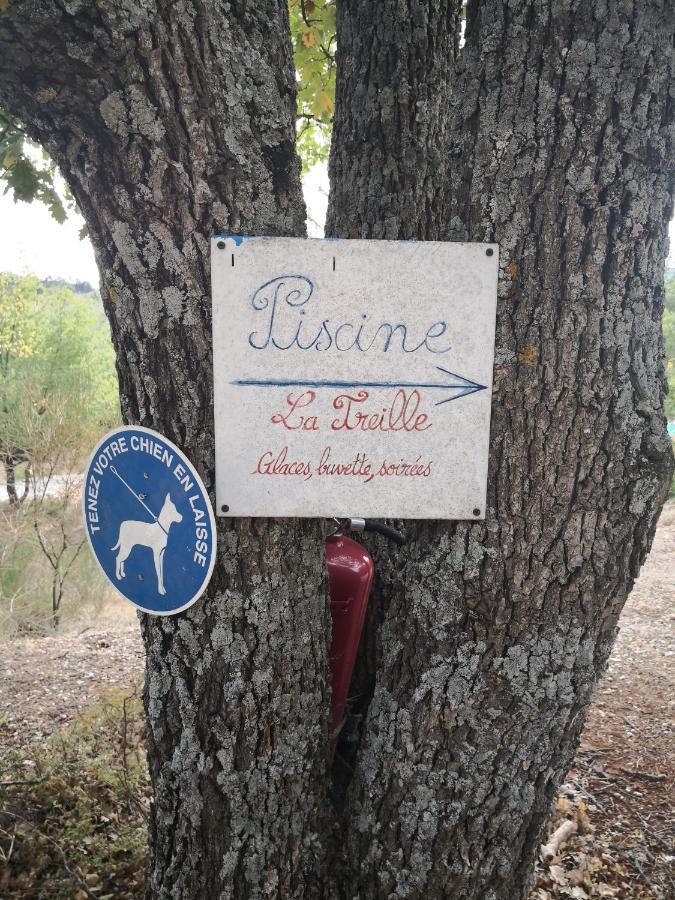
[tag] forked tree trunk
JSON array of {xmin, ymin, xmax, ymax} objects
[
  {"xmin": 326, "ymin": 1, "xmax": 673, "ymax": 897},
  {"xmin": 1, "ymin": 0, "xmax": 672, "ymax": 898}
]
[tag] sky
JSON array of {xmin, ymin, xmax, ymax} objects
[
  {"xmin": 0, "ymin": 186, "xmax": 99, "ymax": 285},
  {"xmin": 0, "ymin": 164, "xmax": 330, "ymax": 286},
  {"xmin": 0, "ymin": 169, "xmax": 672, "ymax": 285}
]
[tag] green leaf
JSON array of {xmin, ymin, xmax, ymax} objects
[
  {"xmin": 289, "ymin": 0, "xmax": 336, "ymax": 170},
  {"xmin": 0, "ymin": 107, "xmax": 76, "ymax": 222}
]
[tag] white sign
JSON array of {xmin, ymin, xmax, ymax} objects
[{"xmin": 211, "ymin": 237, "xmax": 498, "ymax": 520}]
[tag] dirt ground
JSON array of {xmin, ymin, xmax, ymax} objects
[
  {"xmin": 0, "ymin": 507, "xmax": 673, "ymax": 897},
  {"xmin": 0, "ymin": 622, "xmax": 143, "ymax": 749}
]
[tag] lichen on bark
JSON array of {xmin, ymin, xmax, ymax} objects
[
  {"xmin": 1, "ymin": 2, "xmax": 331, "ymax": 897},
  {"xmin": 326, "ymin": 1, "xmax": 674, "ymax": 897},
  {"xmin": 0, "ymin": 0, "xmax": 673, "ymax": 897}
]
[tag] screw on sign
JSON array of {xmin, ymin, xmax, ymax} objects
[{"xmin": 83, "ymin": 426, "xmax": 216, "ymax": 615}]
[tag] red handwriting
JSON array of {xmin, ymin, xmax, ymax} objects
[
  {"xmin": 271, "ymin": 391, "xmax": 319, "ymax": 430},
  {"xmin": 331, "ymin": 389, "xmax": 431, "ymax": 432},
  {"xmin": 376, "ymin": 456, "xmax": 432, "ymax": 478},
  {"xmin": 252, "ymin": 445, "xmax": 433, "ymax": 484},
  {"xmin": 253, "ymin": 446, "xmax": 313, "ymax": 480},
  {"xmin": 270, "ymin": 388, "xmax": 432, "ymax": 433},
  {"xmin": 317, "ymin": 447, "xmax": 374, "ymax": 482}
]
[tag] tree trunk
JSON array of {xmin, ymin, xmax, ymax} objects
[
  {"xmin": 2, "ymin": 451, "xmax": 28, "ymax": 505},
  {"xmin": 1, "ymin": 0, "xmax": 673, "ymax": 898},
  {"xmin": 326, "ymin": 0, "xmax": 460, "ymax": 241},
  {"xmin": 4, "ymin": 453, "xmax": 18, "ymax": 505},
  {"xmin": 324, "ymin": 0, "xmax": 463, "ymax": 805},
  {"xmin": 326, "ymin": 1, "xmax": 674, "ymax": 897},
  {"xmin": 0, "ymin": 2, "xmax": 332, "ymax": 896}
]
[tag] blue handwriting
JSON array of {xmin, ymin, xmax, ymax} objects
[{"xmin": 247, "ymin": 275, "xmax": 452, "ymax": 354}]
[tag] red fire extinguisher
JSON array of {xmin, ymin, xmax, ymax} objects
[{"xmin": 325, "ymin": 518, "xmax": 405, "ymax": 760}]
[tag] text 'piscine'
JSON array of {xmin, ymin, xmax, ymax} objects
[{"xmin": 247, "ymin": 275, "xmax": 453, "ymax": 354}]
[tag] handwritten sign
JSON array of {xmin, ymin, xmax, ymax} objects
[{"xmin": 211, "ymin": 237, "xmax": 498, "ymax": 519}]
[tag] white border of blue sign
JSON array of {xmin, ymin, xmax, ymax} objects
[{"xmin": 82, "ymin": 425, "xmax": 217, "ymax": 616}]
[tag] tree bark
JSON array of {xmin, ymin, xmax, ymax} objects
[
  {"xmin": 4, "ymin": 453, "xmax": 18, "ymax": 505},
  {"xmin": 326, "ymin": 0, "xmax": 460, "ymax": 241},
  {"xmin": 2, "ymin": 452, "xmax": 29, "ymax": 505},
  {"xmin": 324, "ymin": 0, "xmax": 463, "ymax": 807},
  {"xmin": 2, "ymin": 0, "xmax": 673, "ymax": 898},
  {"xmin": 327, "ymin": 1, "xmax": 674, "ymax": 898},
  {"xmin": 0, "ymin": 2, "xmax": 332, "ymax": 897}
]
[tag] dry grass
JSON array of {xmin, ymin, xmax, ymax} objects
[{"xmin": 0, "ymin": 687, "xmax": 149, "ymax": 899}]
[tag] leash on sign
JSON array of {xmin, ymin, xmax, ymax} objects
[{"xmin": 109, "ymin": 465, "xmax": 168, "ymax": 534}]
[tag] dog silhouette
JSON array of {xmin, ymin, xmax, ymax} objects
[{"xmin": 111, "ymin": 493, "xmax": 183, "ymax": 596}]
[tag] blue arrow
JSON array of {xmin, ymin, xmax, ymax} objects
[{"xmin": 232, "ymin": 367, "xmax": 486, "ymax": 406}]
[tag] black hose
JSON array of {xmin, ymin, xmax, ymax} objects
[{"xmin": 362, "ymin": 520, "xmax": 406, "ymax": 546}]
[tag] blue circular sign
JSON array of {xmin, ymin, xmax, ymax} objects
[{"xmin": 82, "ymin": 426, "xmax": 217, "ymax": 615}]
